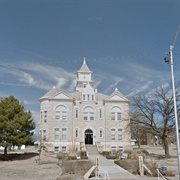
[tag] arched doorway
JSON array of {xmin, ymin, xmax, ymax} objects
[{"xmin": 85, "ymin": 129, "xmax": 93, "ymax": 145}]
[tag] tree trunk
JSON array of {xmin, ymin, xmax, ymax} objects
[
  {"xmin": 162, "ymin": 138, "xmax": 170, "ymax": 158},
  {"xmin": 4, "ymin": 146, "xmax": 7, "ymax": 155},
  {"xmin": 3, "ymin": 146, "xmax": 8, "ymax": 160},
  {"xmin": 137, "ymin": 140, "xmax": 141, "ymax": 149},
  {"xmin": 137, "ymin": 132, "xmax": 141, "ymax": 149}
]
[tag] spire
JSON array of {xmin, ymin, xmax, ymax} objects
[
  {"xmin": 78, "ymin": 57, "xmax": 91, "ymax": 72},
  {"xmin": 83, "ymin": 57, "xmax": 86, "ymax": 64}
]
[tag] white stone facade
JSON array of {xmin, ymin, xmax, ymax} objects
[{"xmin": 39, "ymin": 59, "xmax": 131, "ymax": 153}]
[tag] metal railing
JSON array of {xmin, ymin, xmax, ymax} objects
[
  {"xmin": 103, "ymin": 170, "xmax": 110, "ymax": 180},
  {"xmin": 157, "ymin": 169, "xmax": 166, "ymax": 180}
]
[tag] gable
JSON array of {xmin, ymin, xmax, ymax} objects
[
  {"xmin": 105, "ymin": 90, "xmax": 129, "ymax": 102},
  {"xmin": 108, "ymin": 94, "xmax": 125, "ymax": 101},
  {"xmin": 51, "ymin": 92, "xmax": 73, "ymax": 100}
]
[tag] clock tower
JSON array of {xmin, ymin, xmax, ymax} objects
[{"xmin": 76, "ymin": 58, "xmax": 93, "ymax": 91}]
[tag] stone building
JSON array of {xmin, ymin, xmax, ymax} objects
[{"xmin": 39, "ymin": 59, "xmax": 131, "ymax": 153}]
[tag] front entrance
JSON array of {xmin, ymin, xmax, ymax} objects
[{"xmin": 85, "ymin": 129, "xmax": 93, "ymax": 145}]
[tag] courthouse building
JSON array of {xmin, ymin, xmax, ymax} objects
[{"xmin": 39, "ymin": 59, "xmax": 131, "ymax": 153}]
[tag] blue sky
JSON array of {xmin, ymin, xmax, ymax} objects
[{"xmin": 0, "ymin": 0, "xmax": 180, "ymax": 133}]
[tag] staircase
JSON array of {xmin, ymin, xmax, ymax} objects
[{"xmin": 86, "ymin": 145, "xmax": 99, "ymax": 155}]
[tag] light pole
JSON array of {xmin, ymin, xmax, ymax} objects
[{"xmin": 164, "ymin": 25, "xmax": 180, "ymax": 179}]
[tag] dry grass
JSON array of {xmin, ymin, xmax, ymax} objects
[{"xmin": 115, "ymin": 148, "xmax": 176, "ymax": 177}]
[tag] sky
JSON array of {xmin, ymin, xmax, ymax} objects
[{"xmin": 0, "ymin": 0, "xmax": 180, "ymax": 134}]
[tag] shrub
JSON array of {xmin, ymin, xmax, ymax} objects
[
  {"xmin": 80, "ymin": 151, "xmax": 87, "ymax": 157},
  {"xmin": 106, "ymin": 155, "xmax": 118, "ymax": 159},
  {"xmin": 101, "ymin": 151, "xmax": 110, "ymax": 156},
  {"xmin": 67, "ymin": 156, "xmax": 77, "ymax": 160},
  {"xmin": 56, "ymin": 152, "xmax": 67, "ymax": 160},
  {"xmin": 81, "ymin": 156, "xmax": 88, "ymax": 159}
]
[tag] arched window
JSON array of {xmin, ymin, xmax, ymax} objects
[
  {"xmin": 118, "ymin": 128, "xmax": 123, "ymax": 140},
  {"xmin": 83, "ymin": 106, "xmax": 94, "ymax": 121},
  {"xmin": 99, "ymin": 128, "xmax": 103, "ymax": 138},
  {"xmin": 75, "ymin": 128, "xmax": 78, "ymax": 138},
  {"xmin": 99, "ymin": 108, "xmax": 102, "ymax": 119},
  {"xmin": 75, "ymin": 108, "xmax": 78, "ymax": 118},
  {"xmin": 55, "ymin": 105, "xmax": 67, "ymax": 120},
  {"xmin": 54, "ymin": 128, "xmax": 59, "ymax": 140},
  {"xmin": 111, "ymin": 128, "xmax": 116, "ymax": 140},
  {"xmin": 111, "ymin": 106, "xmax": 121, "ymax": 121},
  {"xmin": 62, "ymin": 128, "xmax": 67, "ymax": 140}
]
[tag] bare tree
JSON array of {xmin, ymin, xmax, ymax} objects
[
  {"xmin": 130, "ymin": 113, "xmax": 146, "ymax": 148},
  {"xmin": 131, "ymin": 84, "xmax": 180, "ymax": 158}
]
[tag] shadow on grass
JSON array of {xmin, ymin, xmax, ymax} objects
[{"xmin": 0, "ymin": 152, "xmax": 39, "ymax": 161}]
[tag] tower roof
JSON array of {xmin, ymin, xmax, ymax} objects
[
  {"xmin": 40, "ymin": 86, "xmax": 58, "ymax": 100},
  {"xmin": 78, "ymin": 57, "xmax": 92, "ymax": 73}
]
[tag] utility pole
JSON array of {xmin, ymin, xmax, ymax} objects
[{"xmin": 164, "ymin": 25, "xmax": 180, "ymax": 179}]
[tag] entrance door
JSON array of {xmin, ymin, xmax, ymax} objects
[{"xmin": 85, "ymin": 129, "xmax": 93, "ymax": 145}]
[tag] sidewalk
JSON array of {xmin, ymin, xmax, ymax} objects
[{"xmin": 86, "ymin": 145, "xmax": 137, "ymax": 179}]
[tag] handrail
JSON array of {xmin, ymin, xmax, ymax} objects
[
  {"xmin": 156, "ymin": 169, "xmax": 166, "ymax": 180},
  {"xmin": 103, "ymin": 170, "xmax": 110, "ymax": 180}
]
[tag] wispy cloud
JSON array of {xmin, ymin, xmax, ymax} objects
[
  {"xmin": 0, "ymin": 64, "xmax": 76, "ymax": 91},
  {"xmin": 124, "ymin": 63, "xmax": 169, "ymax": 97}
]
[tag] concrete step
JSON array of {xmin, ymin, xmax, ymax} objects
[{"xmin": 86, "ymin": 145, "xmax": 99, "ymax": 155}]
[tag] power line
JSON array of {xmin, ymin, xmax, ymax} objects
[{"xmin": 0, "ymin": 52, "xmax": 166, "ymax": 68}]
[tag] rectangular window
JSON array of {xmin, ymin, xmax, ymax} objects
[
  {"xmin": 62, "ymin": 111, "xmax": 67, "ymax": 120},
  {"xmin": 100, "ymin": 129, "xmax": 102, "ymax": 138},
  {"xmin": 44, "ymin": 111, "xmax": 47, "ymax": 123},
  {"xmin": 75, "ymin": 128, "xmax": 78, "ymax": 138},
  {"xmin": 111, "ymin": 112, "xmax": 115, "ymax": 120},
  {"xmin": 90, "ymin": 112, "xmax": 94, "ymax": 120},
  {"xmin": 43, "ymin": 130, "xmax": 46, "ymax": 141},
  {"xmin": 87, "ymin": 94, "xmax": 90, "ymax": 100},
  {"xmin": 117, "ymin": 112, "xmax": 121, "ymax": 120},
  {"xmin": 100, "ymin": 109, "xmax": 102, "ymax": 119},
  {"xmin": 62, "ymin": 146, "xmax": 67, "ymax": 152},
  {"xmin": 62, "ymin": 128, "xmax": 67, "ymax": 140},
  {"xmin": 118, "ymin": 146, "xmax": 124, "ymax": 151},
  {"xmin": 54, "ymin": 146, "xmax": 59, "ymax": 152},
  {"xmin": 111, "ymin": 146, "xmax": 116, "ymax": 151},
  {"xmin": 84, "ymin": 116, "xmax": 88, "ymax": 120},
  {"xmin": 76, "ymin": 109, "xmax": 78, "ymax": 118},
  {"xmin": 55, "ymin": 111, "xmax": 60, "ymax": 119},
  {"xmin": 83, "ymin": 95, "xmax": 85, "ymax": 101},
  {"xmin": 118, "ymin": 129, "xmax": 123, "ymax": 140},
  {"xmin": 92, "ymin": 95, "xmax": 94, "ymax": 101},
  {"xmin": 111, "ymin": 134, "xmax": 115, "ymax": 140},
  {"xmin": 111, "ymin": 129, "xmax": 115, "ymax": 140},
  {"xmin": 118, "ymin": 135, "xmax": 122, "ymax": 140},
  {"xmin": 84, "ymin": 112, "xmax": 88, "ymax": 120},
  {"xmin": 54, "ymin": 128, "xmax": 59, "ymax": 140}
]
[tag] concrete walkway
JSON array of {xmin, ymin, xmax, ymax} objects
[
  {"xmin": 86, "ymin": 145, "xmax": 179, "ymax": 180},
  {"xmin": 86, "ymin": 145, "xmax": 137, "ymax": 179}
]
